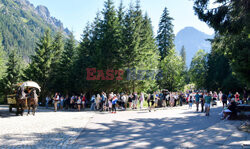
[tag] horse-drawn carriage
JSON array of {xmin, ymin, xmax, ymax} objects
[{"xmin": 7, "ymin": 81, "xmax": 41, "ymax": 116}]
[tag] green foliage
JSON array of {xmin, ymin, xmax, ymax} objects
[
  {"xmin": 156, "ymin": 7, "xmax": 175, "ymax": 60},
  {"xmin": 0, "ymin": 33, "xmax": 6, "ymax": 80},
  {"xmin": 1, "ymin": 49, "xmax": 23, "ymax": 95},
  {"xmin": 25, "ymin": 30, "xmax": 54, "ymax": 98},
  {"xmin": 0, "ymin": 0, "xmax": 64, "ymax": 57},
  {"xmin": 180, "ymin": 45, "xmax": 190, "ymax": 85},
  {"xmin": 205, "ymin": 35, "xmax": 243, "ymax": 93},
  {"xmin": 56, "ymin": 32, "xmax": 76, "ymax": 94},
  {"xmin": 72, "ymin": 0, "xmax": 159, "ymax": 93},
  {"xmin": 189, "ymin": 49, "xmax": 208, "ymax": 89},
  {"xmin": 48, "ymin": 31, "xmax": 64, "ymax": 93},
  {"xmin": 193, "ymin": 0, "xmax": 250, "ymax": 87},
  {"xmin": 159, "ymin": 49, "xmax": 185, "ymax": 91},
  {"xmin": 180, "ymin": 45, "xmax": 186, "ymax": 68}
]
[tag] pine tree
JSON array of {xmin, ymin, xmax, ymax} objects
[
  {"xmin": 101, "ymin": 0, "xmax": 120, "ymax": 69},
  {"xmin": 48, "ymin": 31, "xmax": 64, "ymax": 92},
  {"xmin": 122, "ymin": 3, "xmax": 143, "ymax": 92},
  {"xmin": 25, "ymin": 29, "xmax": 54, "ymax": 99},
  {"xmin": 180, "ymin": 45, "xmax": 186, "ymax": 67},
  {"xmin": 57, "ymin": 32, "xmax": 76, "ymax": 94},
  {"xmin": 51, "ymin": 31, "xmax": 64, "ymax": 64},
  {"xmin": 2, "ymin": 50, "xmax": 23, "ymax": 95},
  {"xmin": 73, "ymin": 24, "xmax": 92, "ymax": 93},
  {"xmin": 138, "ymin": 13, "xmax": 160, "ymax": 92},
  {"xmin": 156, "ymin": 7, "xmax": 175, "ymax": 60},
  {"xmin": 0, "ymin": 34, "xmax": 6, "ymax": 80}
]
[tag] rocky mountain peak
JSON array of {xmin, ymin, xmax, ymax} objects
[{"xmin": 36, "ymin": 5, "xmax": 50, "ymax": 19}]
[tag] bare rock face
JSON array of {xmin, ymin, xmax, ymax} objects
[
  {"xmin": 35, "ymin": 5, "xmax": 65, "ymax": 31},
  {"xmin": 35, "ymin": 5, "xmax": 50, "ymax": 19}
]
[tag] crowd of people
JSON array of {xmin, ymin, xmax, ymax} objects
[{"xmin": 45, "ymin": 90, "xmax": 249, "ymax": 118}]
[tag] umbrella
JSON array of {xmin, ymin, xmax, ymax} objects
[{"xmin": 20, "ymin": 81, "xmax": 41, "ymax": 92}]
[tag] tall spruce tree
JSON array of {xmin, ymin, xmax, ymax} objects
[
  {"xmin": 57, "ymin": 32, "xmax": 76, "ymax": 94},
  {"xmin": 73, "ymin": 24, "xmax": 92, "ymax": 93},
  {"xmin": 180, "ymin": 45, "xmax": 186, "ymax": 67},
  {"xmin": 180, "ymin": 45, "xmax": 189, "ymax": 84},
  {"xmin": 138, "ymin": 13, "xmax": 160, "ymax": 92},
  {"xmin": 0, "ymin": 34, "xmax": 6, "ymax": 80},
  {"xmin": 25, "ymin": 29, "xmax": 54, "ymax": 100},
  {"xmin": 122, "ymin": 3, "xmax": 143, "ymax": 92},
  {"xmin": 2, "ymin": 50, "xmax": 23, "ymax": 95},
  {"xmin": 100, "ymin": 0, "xmax": 121, "ymax": 69},
  {"xmin": 48, "ymin": 31, "xmax": 64, "ymax": 92},
  {"xmin": 157, "ymin": 7, "xmax": 175, "ymax": 60}
]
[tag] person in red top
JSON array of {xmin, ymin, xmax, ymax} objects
[
  {"xmin": 81, "ymin": 94, "xmax": 86, "ymax": 110},
  {"xmin": 235, "ymin": 92, "xmax": 240, "ymax": 102}
]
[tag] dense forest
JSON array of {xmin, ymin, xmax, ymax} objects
[
  {"xmin": 0, "ymin": 0, "xmax": 249, "ymax": 103},
  {"xmin": 0, "ymin": 0, "xmax": 69, "ymax": 57}
]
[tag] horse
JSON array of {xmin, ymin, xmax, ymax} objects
[
  {"xmin": 27, "ymin": 88, "xmax": 38, "ymax": 116},
  {"xmin": 15, "ymin": 86, "xmax": 26, "ymax": 116}
]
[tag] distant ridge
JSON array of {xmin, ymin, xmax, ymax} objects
[
  {"xmin": 174, "ymin": 27, "xmax": 214, "ymax": 67},
  {"xmin": 0, "ymin": 0, "xmax": 70, "ymax": 58}
]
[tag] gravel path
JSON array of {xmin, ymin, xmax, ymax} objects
[
  {"xmin": 0, "ymin": 103, "xmax": 249, "ymax": 149},
  {"xmin": 0, "ymin": 106, "xmax": 94, "ymax": 148}
]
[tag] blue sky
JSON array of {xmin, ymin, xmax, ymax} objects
[{"xmin": 29, "ymin": 0, "xmax": 214, "ymax": 41}]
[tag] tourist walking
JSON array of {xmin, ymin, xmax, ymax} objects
[
  {"xmin": 77, "ymin": 96, "xmax": 82, "ymax": 111},
  {"xmin": 90, "ymin": 95, "xmax": 96, "ymax": 111},
  {"xmin": 170, "ymin": 93, "xmax": 175, "ymax": 107},
  {"xmin": 205, "ymin": 93, "xmax": 212, "ymax": 116},
  {"xmin": 235, "ymin": 92, "xmax": 240, "ymax": 102},
  {"xmin": 219, "ymin": 91, "xmax": 223, "ymax": 102},
  {"xmin": 189, "ymin": 95, "xmax": 193, "ymax": 109},
  {"xmin": 195, "ymin": 92, "xmax": 200, "ymax": 111},
  {"xmin": 200, "ymin": 92, "xmax": 205, "ymax": 112},
  {"xmin": 139, "ymin": 93, "xmax": 144, "ymax": 109},
  {"xmin": 60, "ymin": 96, "xmax": 64, "ymax": 110},
  {"xmin": 111, "ymin": 95, "xmax": 118, "ymax": 113},
  {"xmin": 82, "ymin": 94, "xmax": 86, "ymax": 110},
  {"xmin": 45, "ymin": 96, "xmax": 50, "ymax": 109},
  {"xmin": 149, "ymin": 93, "xmax": 155, "ymax": 112},
  {"xmin": 53, "ymin": 93, "xmax": 59, "ymax": 112},
  {"xmin": 96, "ymin": 94, "xmax": 101, "ymax": 110},
  {"xmin": 222, "ymin": 93, "xmax": 228, "ymax": 108}
]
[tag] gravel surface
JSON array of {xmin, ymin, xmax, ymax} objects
[
  {"xmin": 0, "ymin": 106, "xmax": 94, "ymax": 148},
  {"xmin": 0, "ymin": 103, "xmax": 249, "ymax": 149}
]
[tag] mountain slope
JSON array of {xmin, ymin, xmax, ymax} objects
[
  {"xmin": 0, "ymin": 0, "xmax": 69, "ymax": 58},
  {"xmin": 175, "ymin": 27, "xmax": 214, "ymax": 67}
]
